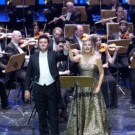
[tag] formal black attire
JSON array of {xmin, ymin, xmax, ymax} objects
[
  {"xmin": 25, "ymin": 50, "xmax": 67, "ymax": 135},
  {"xmin": 68, "ymin": 35, "xmax": 82, "ymax": 50},
  {"xmin": 64, "ymin": 11, "xmax": 81, "ymax": 24},
  {"xmin": 101, "ymin": 52, "xmax": 117, "ymax": 108},
  {"xmin": 4, "ymin": 42, "xmax": 26, "ymax": 100},
  {"xmin": 53, "ymin": 10, "xmax": 81, "ymax": 30},
  {"xmin": 128, "ymin": 48, "xmax": 135, "ymax": 105},
  {"xmin": 109, "ymin": 33, "xmax": 130, "ymax": 79}
]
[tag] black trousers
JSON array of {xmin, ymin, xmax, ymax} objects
[
  {"xmin": 102, "ymin": 74, "xmax": 117, "ymax": 108},
  {"xmin": 0, "ymin": 81, "xmax": 8, "ymax": 108},
  {"xmin": 129, "ymin": 69, "xmax": 135, "ymax": 104},
  {"xmin": 33, "ymin": 82, "xmax": 59, "ymax": 135}
]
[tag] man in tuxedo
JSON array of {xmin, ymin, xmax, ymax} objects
[{"xmin": 24, "ymin": 35, "xmax": 68, "ymax": 135}]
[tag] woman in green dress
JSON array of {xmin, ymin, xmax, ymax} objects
[{"xmin": 66, "ymin": 39, "xmax": 109, "ymax": 135}]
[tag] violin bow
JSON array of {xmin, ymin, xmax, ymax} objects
[
  {"xmin": 5, "ymin": 25, "xmax": 8, "ymax": 47},
  {"xmin": 123, "ymin": 27, "xmax": 130, "ymax": 39},
  {"xmin": 25, "ymin": 27, "xmax": 30, "ymax": 56},
  {"xmin": 43, "ymin": 23, "xmax": 46, "ymax": 33}
]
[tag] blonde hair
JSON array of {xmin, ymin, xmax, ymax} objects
[{"xmin": 82, "ymin": 39, "xmax": 95, "ymax": 56}]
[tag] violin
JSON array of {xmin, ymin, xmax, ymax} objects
[
  {"xmin": 98, "ymin": 43, "xmax": 117, "ymax": 53},
  {"xmin": 100, "ymin": 35, "xmax": 108, "ymax": 40},
  {"xmin": 0, "ymin": 33, "xmax": 12, "ymax": 39},
  {"xmin": 81, "ymin": 33, "xmax": 90, "ymax": 41},
  {"xmin": 19, "ymin": 38, "xmax": 37, "ymax": 48},
  {"xmin": 34, "ymin": 31, "xmax": 43, "ymax": 39},
  {"xmin": 120, "ymin": 33, "xmax": 130, "ymax": 39}
]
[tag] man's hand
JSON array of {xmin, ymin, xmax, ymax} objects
[{"xmin": 24, "ymin": 90, "xmax": 30, "ymax": 100}]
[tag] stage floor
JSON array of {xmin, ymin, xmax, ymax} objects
[{"xmin": 0, "ymin": 83, "xmax": 135, "ymax": 135}]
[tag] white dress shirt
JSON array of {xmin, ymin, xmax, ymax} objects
[
  {"xmin": 52, "ymin": 38, "xmax": 57, "ymax": 51},
  {"xmin": 75, "ymin": 36, "xmax": 83, "ymax": 51},
  {"xmin": 66, "ymin": 12, "xmax": 72, "ymax": 21},
  {"xmin": 12, "ymin": 41, "xmax": 24, "ymax": 54},
  {"xmin": 38, "ymin": 51, "xmax": 55, "ymax": 86}
]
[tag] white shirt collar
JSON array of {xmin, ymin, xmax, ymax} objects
[
  {"xmin": 39, "ymin": 51, "xmax": 47, "ymax": 56},
  {"xmin": 11, "ymin": 41, "xmax": 19, "ymax": 47}
]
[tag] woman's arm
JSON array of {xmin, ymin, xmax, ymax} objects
[
  {"xmin": 105, "ymin": 46, "xmax": 121, "ymax": 64},
  {"xmin": 69, "ymin": 48, "xmax": 81, "ymax": 63},
  {"xmin": 95, "ymin": 58, "xmax": 104, "ymax": 93}
]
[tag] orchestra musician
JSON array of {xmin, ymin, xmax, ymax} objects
[
  {"xmin": 91, "ymin": 34, "xmax": 121, "ymax": 108},
  {"xmin": 113, "ymin": 5, "xmax": 127, "ymax": 23},
  {"xmin": 4, "ymin": 30, "xmax": 29, "ymax": 103},
  {"xmin": 31, "ymin": 23, "xmax": 43, "ymax": 39},
  {"xmin": 49, "ymin": 27, "xmax": 64, "ymax": 51},
  {"xmin": 110, "ymin": 20, "xmax": 135, "ymax": 62},
  {"xmin": 50, "ymin": 2, "xmax": 82, "ymax": 29},
  {"xmin": 68, "ymin": 25, "xmax": 84, "ymax": 51}
]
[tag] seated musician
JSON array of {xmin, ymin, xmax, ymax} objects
[
  {"xmin": 31, "ymin": 23, "xmax": 43, "ymax": 39},
  {"xmin": 67, "ymin": 25, "xmax": 84, "ymax": 51},
  {"xmin": 49, "ymin": 27, "xmax": 64, "ymax": 51},
  {"xmin": 56, "ymin": 38, "xmax": 79, "ymax": 120},
  {"xmin": 113, "ymin": 5, "xmax": 127, "ymax": 23},
  {"xmin": 3, "ymin": 30, "xmax": 30, "ymax": 103},
  {"xmin": 109, "ymin": 20, "xmax": 135, "ymax": 82},
  {"xmin": 110, "ymin": 20, "xmax": 135, "ymax": 55},
  {"xmin": 98, "ymin": 5, "xmax": 126, "ymax": 34},
  {"xmin": 52, "ymin": 2, "xmax": 82, "ymax": 28}
]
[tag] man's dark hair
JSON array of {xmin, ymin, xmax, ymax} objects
[
  {"xmin": 56, "ymin": 37, "xmax": 66, "ymax": 45},
  {"xmin": 38, "ymin": 35, "xmax": 49, "ymax": 43},
  {"xmin": 119, "ymin": 19, "xmax": 128, "ymax": 26}
]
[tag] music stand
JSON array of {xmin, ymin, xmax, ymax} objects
[
  {"xmin": 3, "ymin": 53, "xmax": 26, "ymax": 116},
  {"xmin": 52, "ymin": 0, "xmax": 74, "ymax": 4},
  {"xmin": 64, "ymin": 24, "xmax": 90, "ymax": 38},
  {"xmin": 127, "ymin": 0, "xmax": 135, "ymax": 5},
  {"xmin": 107, "ymin": 22, "xmax": 133, "ymax": 38},
  {"xmin": 60, "ymin": 76, "xmax": 93, "ymax": 135},
  {"xmin": 101, "ymin": 10, "xmax": 116, "ymax": 19},
  {"xmin": 107, "ymin": 39, "xmax": 130, "ymax": 54},
  {"xmin": 88, "ymin": 0, "xmax": 112, "ymax": 5},
  {"xmin": 12, "ymin": 0, "xmax": 35, "ymax": 6}
]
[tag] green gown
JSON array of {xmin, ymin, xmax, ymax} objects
[{"xmin": 66, "ymin": 64, "xmax": 109, "ymax": 135}]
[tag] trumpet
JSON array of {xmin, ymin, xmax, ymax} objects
[{"xmin": 48, "ymin": 14, "xmax": 67, "ymax": 25}]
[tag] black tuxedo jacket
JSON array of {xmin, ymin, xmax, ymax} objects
[
  {"xmin": 4, "ymin": 42, "xmax": 20, "ymax": 64},
  {"xmin": 25, "ymin": 50, "xmax": 68, "ymax": 107},
  {"xmin": 68, "ymin": 35, "xmax": 81, "ymax": 50},
  {"xmin": 64, "ymin": 11, "xmax": 81, "ymax": 24}
]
